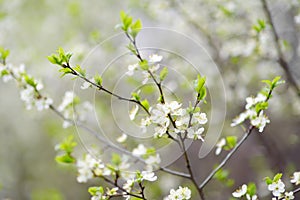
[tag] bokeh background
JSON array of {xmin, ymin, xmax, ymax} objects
[{"xmin": 0, "ymin": 0, "xmax": 300, "ymax": 199}]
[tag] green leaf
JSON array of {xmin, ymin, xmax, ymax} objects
[
  {"xmin": 58, "ymin": 68, "xmax": 73, "ymax": 77},
  {"xmin": 24, "ymin": 75, "xmax": 37, "ymax": 88},
  {"xmin": 120, "ymin": 11, "xmax": 132, "ymax": 31},
  {"xmin": 130, "ymin": 19, "xmax": 142, "ymax": 38},
  {"xmin": 255, "ymin": 102, "xmax": 268, "ymax": 113},
  {"xmin": 139, "ymin": 60, "xmax": 149, "ymax": 70},
  {"xmin": 0, "ymin": 47, "xmax": 10, "ymax": 62},
  {"xmin": 141, "ymin": 99, "xmax": 150, "ymax": 111},
  {"xmin": 213, "ymin": 168, "xmax": 229, "ymax": 181},
  {"xmin": 131, "ymin": 92, "xmax": 141, "ymax": 101},
  {"xmin": 73, "ymin": 65, "xmax": 86, "ymax": 77},
  {"xmin": 94, "ymin": 73, "xmax": 102, "ymax": 86},
  {"xmin": 273, "ymin": 173, "xmax": 282, "ymax": 182},
  {"xmin": 265, "ymin": 177, "xmax": 273, "ymax": 185},
  {"xmin": 58, "ymin": 135, "xmax": 77, "ymax": 154},
  {"xmin": 47, "ymin": 55, "xmax": 61, "ymax": 65},
  {"xmin": 224, "ymin": 136, "xmax": 237, "ymax": 150},
  {"xmin": 111, "ymin": 153, "xmax": 122, "ymax": 166},
  {"xmin": 253, "ymin": 19, "xmax": 266, "ymax": 33},
  {"xmin": 55, "ymin": 154, "xmax": 75, "ymax": 164},
  {"xmin": 247, "ymin": 182, "xmax": 257, "ymax": 196},
  {"xmin": 88, "ymin": 186, "xmax": 104, "ymax": 196},
  {"xmin": 159, "ymin": 67, "xmax": 168, "ymax": 81},
  {"xmin": 194, "ymin": 75, "xmax": 207, "ymax": 101}
]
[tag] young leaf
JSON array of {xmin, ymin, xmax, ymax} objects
[
  {"xmin": 94, "ymin": 73, "xmax": 102, "ymax": 86},
  {"xmin": 131, "ymin": 92, "xmax": 141, "ymax": 101},
  {"xmin": 159, "ymin": 67, "xmax": 168, "ymax": 81},
  {"xmin": 130, "ymin": 19, "xmax": 142, "ymax": 38},
  {"xmin": 55, "ymin": 154, "xmax": 75, "ymax": 164},
  {"xmin": 73, "ymin": 65, "xmax": 86, "ymax": 77},
  {"xmin": 141, "ymin": 99, "xmax": 150, "ymax": 111},
  {"xmin": 265, "ymin": 177, "xmax": 273, "ymax": 185},
  {"xmin": 139, "ymin": 60, "xmax": 149, "ymax": 70},
  {"xmin": 273, "ymin": 173, "xmax": 282, "ymax": 182}
]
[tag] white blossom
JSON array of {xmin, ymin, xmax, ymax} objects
[
  {"xmin": 268, "ymin": 179, "xmax": 285, "ymax": 197},
  {"xmin": 250, "ymin": 111, "xmax": 270, "ymax": 132},
  {"xmin": 116, "ymin": 134, "xmax": 127, "ymax": 143},
  {"xmin": 187, "ymin": 127, "xmax": 204, "ymax": 141},
  {"xmin": 215, "ymin": 138, "xmax": 226, "ymax": 155},
  {"xmin": 290, "ymin": 171, "xmax": 300, "ymax": 185},
  {"xmin": 132, "ymin": 144, "xmax": 147, "ymax": 157},
  {"xmin": 246, "ymin": 194, "xmax": 258, "ymax": 200},
  {"xmin": 283, "ymin": 191, "xmax": 294, "ymax": 200},
  {"xmin": 58, "ymin": 91, "xmax": 75, "ymax": 111},
  {"xmin": 148, "ymin": 54, "xmax": 163, "ymax": 63},
  {"xmin": 126, "ymin": 64, "xmax": 138, "ymax": 76},
  {"xmin": 165, "ymin": 186, "xmax": 191, "ymax": 200},
  {"xmin": 76, "ymin": 154, "xmax": 104, "ymax": 183},
  {"xmin": 141, "ymin": 171, "xmax": 157, "ymax": 182},
  {"xmin": 232, "ymin": 184, "xmax": 247, "ymax": 198},
  {"xmin": 129, "ymin": 105, "xmax": 139, "ymax": 120}
]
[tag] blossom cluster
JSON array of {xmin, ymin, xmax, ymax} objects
[
  {"xmin": 266, "ymin": 172, "xmax": 300, "ymax": 199},
  {"xmin": 131, "ymin": 144, "xmax": 161, "ymax": 171},
  {"xmin": 58, "ymin": 91, "xmax": 92, "ymax": 128},
  {"xmin": 140, "ymin": 101, "xmax": 207, "ymax": 140},
  {"xmin": 231, "ymin": 92, "xmax": 270, "ymax": 132},
  {"xmin": 126, "ymin": 54, "xmax": 163, "ymax": 84},
  {"xmin": 0, "ymin": 63, "xmax": 53, "ymax": 111},
  {"xmin": 233, "ymin": 172, "xmax": 300, "ymax": 200},
  {"xmin": 77, "ymin": 153, "xmax": 158, "ymax": 200},
  {"xmin": 164, "ymin": 186, "xmax": 191, "ymax": 200}
]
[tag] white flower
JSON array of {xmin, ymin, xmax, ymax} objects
[
  {"xmin": 58, "ymin": 91, "xmax": 75, "ymax": 111},
  {"xmin": 245, "ymin": 96, "xmax": 256, "ymax": 109},
  {"xmin": 154, "ymin": 126, "xmax": 167, "ymax": 138},
  {"xmin": 141, "ymin": 171, "xmax": 157, "ymax": 182},
  {"xmin": 232, "ymin": 184, "xmax": 247, "ymax": 198},
  {"xmin": 106, "ymin": 187, "xmax": 118, "ymax": 196},
  {"xmin": 145, "ymin": 154, "xmax": 161, "ymax": 167},
  {"xmin": 268, "ymin": 179, "xmax": 285, "ymax": 197},
  {"xmin": 81, "ymin": 81, "xmax": 92, "ymax": 90},
  {"xmin": 165, "ymin": 186, "xmax": 191, "ymax": 200},
  {"xmin": 246, "ymin": 194, "xmax": 258, "ymax": 200},
  {"xmin": 35, "ymin": 97, "xmax": 53, "ymax": 111},
  {"xmin": 192, "ymin": 112, "xmax": 208, "ymax": 125},
  {"xmin": 291, "ymin": 172, "xmax": 300, "ymax": 185},
  {"xmin": 149, "ymin": 54, "xmax": 163, "ymax": 63},
  {"xmin": 283, "ymin": 191, "xmax": 294, "ymax": 200},
  {"xmin": 231, "ymin": 112, "xmax": 248, "ymax": 127},
  {"xmin": 132, "ymin": 144, "xmax": 147, "ymax": 157},
  {"xmin": 126, "ymin": 64, "xmax": 138, "ymax": 76},
  {"xmin": 123, "ymin": 179, "xmax": 134, "ymax": 192},
  {"xmin": 215, "ymin": 138, "xmax": 226, "ymax": 155},
  {"xmin": 116, "ymin": 134, "xmax": 127, "ymax": 143},
  {"xmin": 129, "ymin": 105, "xmax": 139, "ymax": 120},
  {"xmin": 76, "ymin": 154, "xmax": 103, "ymax": 183},
  {"xmin": 187, "ymin": 127, "xmax": 204, "ymax": 141},
  {"xmin": 250, "ymin": 111, "xmax": 270, "ymax": 132},
  {"xmin": 20, "ymin": 87, "xmax": 35, "ymax": 110}
]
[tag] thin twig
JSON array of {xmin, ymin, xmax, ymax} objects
[
  {"xmin": 64, "ymin": 64, "xmax": 151, "ymax": 115},
  {"xmin": 179, "ymin": 134, "xmax": 206, "ymax": 200},
  {"xmin": 261, "ymin": 0, "xmax": 300, "ymax": 96},
  {"xmin": 199, "ymin": 125, "xmax": 255, "ymax": 189}
]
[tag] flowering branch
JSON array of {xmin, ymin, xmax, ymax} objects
[
  {"xmin": 199, "ymin": 76, "xmax": 283, "ymax": 190},
  {"xmin": 261, "ymin": 0, "xmax": 300, "ymax": 96},
  {"xmin": 199, "ymin": 125, "xmax": 255, "ymax": 189}
]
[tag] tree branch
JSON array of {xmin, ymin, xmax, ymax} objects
[{"xmin": 261, "ymin": 0, "xmax": 300, "ymax": 96}]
